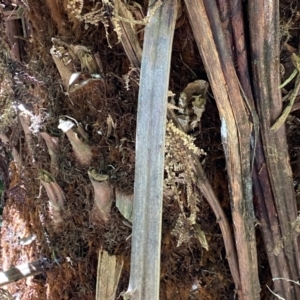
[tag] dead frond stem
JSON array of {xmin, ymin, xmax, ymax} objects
[
  {"xmin": 249, "ymin": 1, "xmax": 300, "ymax": 298},
  {"xmin": 184, "ymin": 0, "xmax": 260, "ymax": 298},
  {"xmin": 39, "ymin": 170, "xmax": 66, "ymax": 229}
]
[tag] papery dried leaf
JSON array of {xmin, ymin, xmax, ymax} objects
[
  {"xmin": 116, "ymin": 190, "xmax": 133, "ymax": 222},
  {"xmin": 194, "ymin": 224, "xmax": 209, "ymax": 251}
]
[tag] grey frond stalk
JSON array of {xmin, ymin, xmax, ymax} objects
[{"xmin": 88, "ymin": 168, "xmax": 113, "ymax": 224}]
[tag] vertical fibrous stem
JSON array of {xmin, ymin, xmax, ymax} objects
[
  {"xmin": 184, "ymin": 0, "xmax": 260, "ymax": 298},
  {"xmin": 88, "ymin": 169, "xmax": 113, "ymax": 224},
  {"xmin": 249, "ymin": 1, "xmax": 300, "ymax": 299},
  {"xmin": 220, "ymin": 0, "xmax": 294, "ymax": 297},
  {"xmin": 111, "ymin": 0, "xmax": 142, "ymax": 68},
  {"xmin": 58, "ymin": 118, "xmax": 92, "ymax": 166},
  {"xmin": 95, "ymin": 249, "xmax": 124, "ymax": 300}
]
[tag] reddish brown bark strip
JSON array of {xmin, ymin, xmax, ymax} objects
[
  {"xmin": 216, "ymin": 0, "xmax": 233, "ymax": 53},
  {"xmin": 220, "ymin": 1, "xmax": 293, "ymax": 297},
  {"xmin": 229, "ymin": 0, "xmax": 252, "ymax": 98},
  {"xmin": 249, "ymin": 1, "xmax": 300, "ymax": 299},
  {"xmin": 253, "ymin": 139, "xmax": 292, "ymax": 298},
  {"xmin": 184, "ymin": 0, "xmax": 260, "ymax": 298},
  {"xmin": 4, "ymin": 14, "xmax": 22, "ymax": 61}
]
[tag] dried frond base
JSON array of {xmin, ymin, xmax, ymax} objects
[
  {"xmin": 58, "ymin": 119, "xmax": 93, "ymax": 166},
  {"xmin": 89, "ymin": 169, "xmax": 114, "ymax": 224},
  {"xmin": 40, "ymin": 132, "xmax": 59, "ymax": 176},
  {"xmin": 96, "ymin": 248, "xmax": 123, "ymax": 300},
  {"xmin": 39, "ymin": 170, "xmax": 66, "ymax": 230}
]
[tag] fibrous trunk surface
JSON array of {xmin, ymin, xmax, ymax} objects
[{"xmin": 1, "ymin": 1, "xmax": 300, "ymax": 299}]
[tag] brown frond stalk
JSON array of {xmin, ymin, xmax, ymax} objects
[
  {"xmin": 184, "ymin": 0, "xmax": 260, "ymax": 298},
  {"xmin": 249, "ymin": 1, "xmax": 300, "ymax": 298},
  {"xmin": 111, "ymin": 0, "xmax": 142, "ymax": 68}
]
